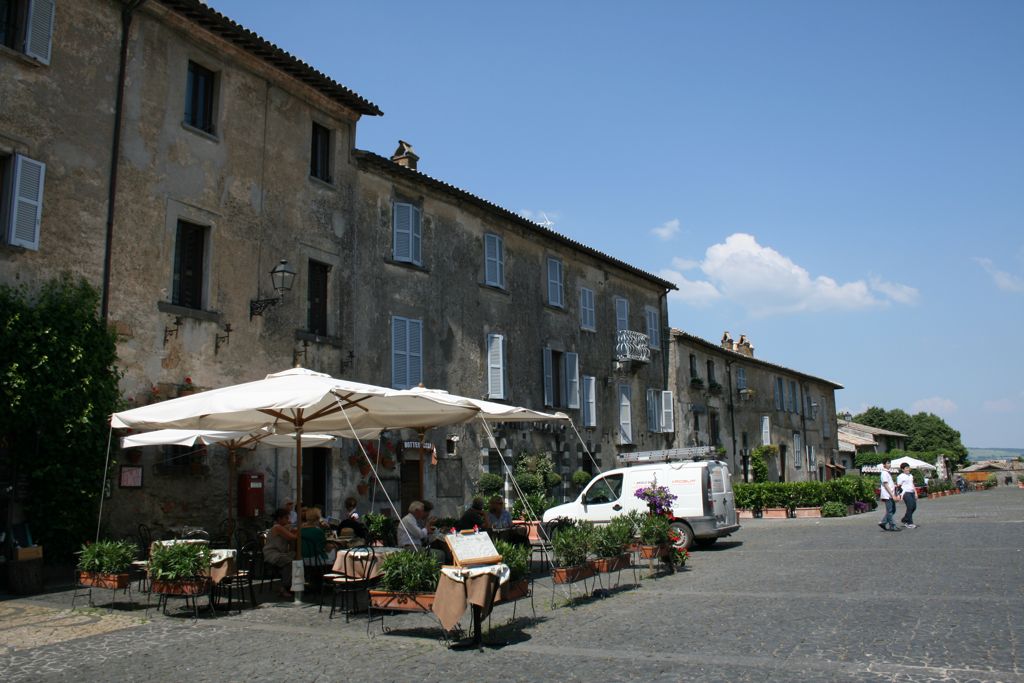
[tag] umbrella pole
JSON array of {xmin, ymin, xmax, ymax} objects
[
  {"xmin": 293, "ymin": 426, "xmax": 304, "ymax": 604},
  {"xmin": 418, "ymin": 430, "xmax": 426, "ymax": 502}
]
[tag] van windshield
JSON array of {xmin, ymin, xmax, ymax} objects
[{"xmin": 584, "ymin": 474, "xmax": 623, "ymax": 505}]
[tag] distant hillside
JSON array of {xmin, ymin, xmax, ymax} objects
[{"xmin": 968, "ymin": 447, "xmax": 1024, "ymax": 461}]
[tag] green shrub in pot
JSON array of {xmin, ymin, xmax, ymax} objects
[
  {"xmin": 594, "ymin": 517, "xmax": 633, "ymax": 558},
  {"xmin": 494, "ymin": 539, "xmax": 530, "ymax": 582},
  {"xmin": 78, "ymin": 540, "xmax": 137, "ymax": 575},
  {"xmin": 148, "ymin": 542, "xmax": 212, "ymax": 581},
  {"xmin": 551, "ymin": 522, "xmax": 594, "ymax": 568},
  {"xmin": 378, "ymin": 549, "xmax": 440, "ymax": 593},
  {"xmin": 638, "ymin": 514, "xmax": 671, "ymax": 546}
]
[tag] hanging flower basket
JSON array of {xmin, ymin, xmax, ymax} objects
[
  {"xmin": 359, "ymin": 463, "xmax": 371, "ymax": 477},
  {"xmin": 381, "ymin": 456, "xmax": 395, "ymax": 470},
  {"xmin": 348, "ymin": 454, "xmax": 359, "ymax": 467},
  {"xmin": 357, "ymin": 483, "xmax": 369, "ymax": 495}
]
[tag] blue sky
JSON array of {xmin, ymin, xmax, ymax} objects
[{"xmin": 208, "ymin": 1, "xmax": 1024, "ymax": 447}]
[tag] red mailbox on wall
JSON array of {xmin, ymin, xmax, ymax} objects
[{"xmin": 238, "ymin": 472, "xmax": 265, "ymax": 518}]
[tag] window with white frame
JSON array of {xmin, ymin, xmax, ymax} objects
[
  {"xmin": 546, "ymin": 257, "xmax": 564, "ymax": 307},
  {"xmin": 736, "ymin": 367, "xmax": 747, "ymax": 390},
  {"xmin": 2, "ymin": 153, "xmax": 45, "ymax": 251},
  {"xmin": 0, "ymin": 0, "xmax": 54, "ymax": 64},
  {"xmin": 646, "ymin": 389, "xmax": 675, "ymax": 433},
  {"xmin": 486, "ymin": 333, "xmax": 505, "ymax": 399},
  {"xmin": 484, "ymin": 233, "xmax": 504, "ymax": 288},
  {"xmin": 582, "ymin": 375, "xmax": 597, "ymax": 427},
  {"xmin": 614, "ymin": 296, "xmax": 629, "ymax": 332},
  {"xmin": 618, "ymin": 384, "xmax": 632, "ymax": 444},
  {"xmin": 579, "ymin": 287, "xmax": 596, "ymax": 331},
  {"xmin": 761, "ymin": 415, "xmax": 771, "ymax": 445},
  {"xmin": 392, "ymin": 202, "xmax": 422, "ymax": 265},
  {"xmin": 644, "ymin": 306, "xmax": 660, "ymax": 348},
  {"xmin": 542, "ymin": 347, "xmax": 579, "ymax": 409},
  {"xmin": 391, "ymin": 316, "xmax": 423, "ymax": 389}
]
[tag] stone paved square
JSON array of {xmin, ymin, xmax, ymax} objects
[{"xmin": 2, "ymin": 488, "xmax": 1021, "ymax": 682}]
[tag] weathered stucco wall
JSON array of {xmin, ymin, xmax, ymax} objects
[{"xmin": 669, "ymin": 331, "xmax": 840, "ymax": 482}]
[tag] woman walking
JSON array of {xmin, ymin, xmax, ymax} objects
[{"xmin": 897, "ymin": 462, "xmax": 918, "ymax": 529}]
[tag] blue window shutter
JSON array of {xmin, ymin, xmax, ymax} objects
[
  {"xmin": 24, "ymin": 0, "xmax": 55, "ymax": 64},
  {"xmin": 485, "ymin": 234, "xmax": 503, "ymax": 287},
  {"xmin": 661, "ymin": 390, "xmax": 674, "ymax": 433},
  {"xmin": 408, "ymin": 319, "xmax": 422, "ymax": 386},
  {"xmin": 487, "ymin": 333, "xmax": 505, "ymax": 399},
  {"xmin": 410, "ymin": 206, "xmax": 422, "ymax": 264},
  {"xmin": 615, "ymin": 297, "xmax": 629, "ymax": 332},
  {"xmin": 393, "ymin": 203, "xmax": 412, "ymax": 262},
  {"xmin": 565, "ymin": 352, "xmax": 579, "ymax": 409},
  {"xmin": 618, "ymin": 384, "xmax": 632, "ymax": 444},
  {"xmin": 547, "ymin": 258, "xmax": 563, "ymax": 306},
  {"xmin": 392, "ymin": 316, "xmax": 408, "ymax": 389},
  {"xmin": 542, "ymin": 347, "xmax": 553, "ymax": 407},
  {"xmin": 8, "ymin": 155, "xmax": 45, "ymax": 251}
]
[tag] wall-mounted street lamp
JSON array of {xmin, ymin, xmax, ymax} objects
[{"xmin": 249, "ymin": 259, "xmax": 296, "ymax": 320}]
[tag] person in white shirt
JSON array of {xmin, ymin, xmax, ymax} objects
[
  {"xmin": 878, "ymin": 458, "xmax": 901, "ymax": 531},
  {"xmin": 396, "ymin": 501, "xmax": 434, "ymax": 548},
  {"xmin": 896, "ymin": 463, "xmax": 918, "ymax": 528}
]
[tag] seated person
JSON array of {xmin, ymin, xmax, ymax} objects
[
  {"xmin": 455, "ymin": 497, "xmax": 491, "ymax": 532},
  {"xmin": 336, "ymin": 496, "xmax": 368, "ymax": 540},
  {"xmin": 262, "ymin": 508, "xmax": 298, "ymax": 598},
  {"xmin": 300, "ymin": 507, "xmax": 336, "ymax": 565},
  {"xmin": 397, "ymin": 501, "xmax": 434, "ymax": 548},
  {"xmin": 488, "ymin": 496, "xmax": 529, "ymax": 546}
]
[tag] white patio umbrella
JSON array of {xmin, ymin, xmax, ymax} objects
[
  {"xmin": 862, "ymin": 455, "xmax": 937, "ymax": 473},
  {"xmin": 110, "ymin": 368, "xmax": 481, "ymax": 577}
]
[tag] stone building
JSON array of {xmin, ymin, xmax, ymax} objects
[
  {"xmin": 668, "ymin": 330, "xmax": 842, "ymax": 482},
  {"xmin": 1, "ymin": 0, "xmax": 675, "ymax": 536}
]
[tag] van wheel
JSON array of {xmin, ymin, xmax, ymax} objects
[
  {"xmin": 669, "ymin": 522, "xmax": 694, "ymax": 550},
  {"xmin": 694, "ymin": 537, "xmax": 717, "ymax": 549}
]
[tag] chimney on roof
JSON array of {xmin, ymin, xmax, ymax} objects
[
  {"xmin": 391, "ymin": 140, "xmax": 419, "ymax": 171},
  {"xmin": 721, "ymin": 331, "xmax": 735, "ymax": 352},
  {"xmin": 736, "ymin": 334, "xmax": 754, "ymax": 358}
]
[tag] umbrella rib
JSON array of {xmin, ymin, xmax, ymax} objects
[
  {"xmin": 330, "ymin": 392, "xmax": 371, "ymax": 413},
  {"xmin": 259, "ymin": 409, "xmax": 298, "ymax": 425}
]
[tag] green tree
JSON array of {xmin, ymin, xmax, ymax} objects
[
  {"xmin": 853, "ymin": 406, "xmax": 968, "ymax": 468},
  {"xmin": 1, "ymin": 276, "xmax": 121, "ymax": 558},
  {"xmin": 750, "ymin": 445, "xmax": 774, "ymax": 483}
]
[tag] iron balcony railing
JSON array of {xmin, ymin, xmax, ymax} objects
[{"xmin": 615, "ymin": 329, "xmax": 651, "ymax": 363}]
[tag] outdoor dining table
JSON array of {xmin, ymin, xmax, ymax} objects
[
  {"xmin": 433, "ymin": 563, "xmax": 510, "ymax": 649},
  {"xmin": 330, "ymin": 546, "xmax": 401, "ymax": 579}
]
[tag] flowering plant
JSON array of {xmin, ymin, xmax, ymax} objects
[
  {"xmin": 634, "ymin": 482, "xmax": 677, "ymax": 516},
  {"xmin": 672, "ymin": 546, "xmax": 689, "ymax": 566}
]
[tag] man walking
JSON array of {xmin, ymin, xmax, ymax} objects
[
  {"xmin": 878, "ymin": 457, "xmax": 901, "ymax": 531},
  {"xmin": 897, "ymin": 462, "xmax": 918, "ymax": 529}
]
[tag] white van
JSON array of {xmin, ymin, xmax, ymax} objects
[{"xmin": 542, "ymin": 458, "xmax": 740, "ymax": 549}]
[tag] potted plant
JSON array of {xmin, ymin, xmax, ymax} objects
[
  {"xmin": 77, "ymin": 540, "xmax": 137, "ymax": 590},
  {"xmin": 495, "ymin": 539, "xmax": 531, "ymax": 602},
  {"xmin": 364, "ymin": 513, "xmax": 398, "ymax": 546},
  {"xmin": 821, "ymin": 501, "xmax": 848, "ymax": 517},
  {"xmin": 476, "ymin": 472, "xmax": 505, "ymax": 499},
  {"xmin": 510, "ymin": 451, "xmax": 561, "ymax": 540},
  {"xmin": 637, "ymin": 513, "xmax": 671, "ymax": 558},
  {"xmin": 550, "ymin": 522, "xmax": 594, "ymax": 584},
  {"xmin": 570, "ymin": 468, "xmax": 592, "ymax": 491},
  {"xmin": 149, "ymin": 542, "xmax": 212, "ymax": 595},
  {"xmin": 761, "ymin": 482, "xmax": 789, "ymax": 518},
  {"xmin": 792, "ymin": 481, "xmax": 825, "ymax": 518},
  {"xmin": 708, "ymin": 381, "xmax": 723, "ymax": 395},
  {"xmin": 590, "ymin": 517, "xmax": 632, "ymax": 573},
  {"xmin": 368, "ymin": 549, "xmax": 440, "ymax": 612},
  {"xmin": 689, "ymin": 377, "xmax": 705, "ymax": 390}
]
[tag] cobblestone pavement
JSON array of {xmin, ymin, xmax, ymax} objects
[{"xmin": 2, "ymin": 488, "xmax": 1022, "ymax": 682}]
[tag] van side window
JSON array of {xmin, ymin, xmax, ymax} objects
[{"xmin": 584, "ymin": 473, "xmax": 623, "ymax": 505}]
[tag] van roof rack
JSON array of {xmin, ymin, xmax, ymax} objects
[{"xmin": 618, "ymin": 447, "xmax": 717, "ymax": 464}]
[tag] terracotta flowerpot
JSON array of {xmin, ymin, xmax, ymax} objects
[
  {"xmin": 737, "ymin": 509, "xmax": 754, "ymax": 520},
  {"xmin": 78, "ymin": 571, "xmax": 131, "ymax": 590},
  {"xmin": 591, "ymin": 553, "xmax": 630, "ymax": 573},
  {"xmin": 639, "ymin": 544, "xmax": 669, "ymax": 559},
  {"xmin": 498, "ymin": 578, "xmax": 529, "ymax": 602},
  {"xmin": 552, "ymin": 565, "xmax": 594, "ymax": 584},
  {"xmin": 794, "ymin": 507, "xmax": 822, "ymax": 518},
  {"xmin": 368, "ymin": 590, "xmax": 435, "ymax": 612},
  {"xmin": 762, "ymin": 508, "xmax": 788, "ymax": 519},
  {"xmin": 513, "ymin": 520, "xmax": 542, "ymax": 543},
  {"xmin": 151, "ymin": 577, "xmax": 209, "ymax": 595}
]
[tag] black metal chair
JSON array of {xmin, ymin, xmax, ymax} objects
[
  {"xmin": 321, "ymin": 545, "xmax": 376, "ymax": 622},
  {"xmin": 184, "ymin": 528, "xmax": 210, "ymax": 541},
  {"xmin": 214, "ymin": 541, "xmax": 258, "ymax": 611}
]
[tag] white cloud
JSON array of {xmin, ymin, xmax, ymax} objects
[
  {"xmin": 671, "ymin": 257, "xmax": 699, "ymax": 271},
  {"xmin": 869, "ymin": 276, "xmax": 920, "ymax": 305},
  {"xmin": 911, "ymin": 396, "xmax": 958, "ymax": 417},
  {"xmin": 982, "ymin": 398, "xmax": 1017, "ymax": 414},
  {"xmin": 651, "ymin": 218, "xmax": 681, "ymax": 241},
  {"xmin": 974, "ymin": 257, "xmax": 1024, "ymax": 293},
  {"xmin": 662, "ymin": 233, "xmax": 917, "ymax": 317},
  {"xmin": 658, "ymin": 268, "xmax": 722, "ymax": 307}
]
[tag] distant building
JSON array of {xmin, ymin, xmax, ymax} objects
[
  {"xmin": 838, "ymin": 421, "xmax": 908, "ymax": 455},
  {"xmin": 668, "ymin": 330, "xmax": 842, "ymax": 482}
]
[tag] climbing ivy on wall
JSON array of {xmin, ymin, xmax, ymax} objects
[{"xmin": 0, "ymin": 275, "xmax": 121, "ymax": 558}]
